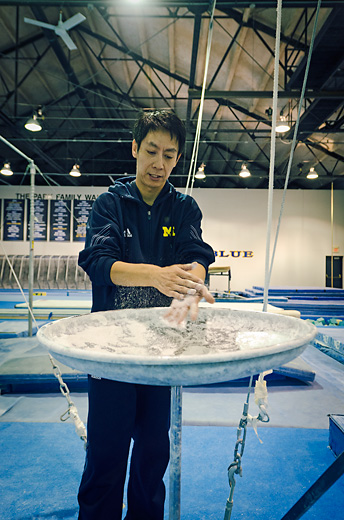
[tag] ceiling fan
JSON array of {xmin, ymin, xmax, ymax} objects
[{"xmin": 24, "ymin": 12, "xmax": 86, "ymax": 51}]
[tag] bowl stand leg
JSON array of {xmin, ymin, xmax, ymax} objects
[{"xmin": 169, "ymin": 385, "xmax": 183, "ymax": 520}]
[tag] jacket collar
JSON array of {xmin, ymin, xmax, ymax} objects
[{"xmin": 108, "ymin": 176, "xmax": 175, "ymax": 205}]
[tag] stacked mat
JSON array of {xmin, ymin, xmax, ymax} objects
[
  {"xmin": 313, "ymin": 326, "xmax": 344, "ymax": 364},
  {"xmin": 243, "ymin": 286, "xmax": 344, "ymax": 320},
  {"xmin": 245, "ymin": 286, "xmax": 344, "ymax": 299}
]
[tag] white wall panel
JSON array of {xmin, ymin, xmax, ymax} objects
[{"xmin": 189, "ymin": 189, "xmax": 344, "ymax": 292}]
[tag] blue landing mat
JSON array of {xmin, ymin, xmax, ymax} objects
[
  {"xmin": 0, "ymin": 319, "xmax": 51, "ymax": 338},
  {"xmin": 251, "ymin": 286, "xmax": 344, "ymax": 298},
  {"xmin": 314, "ymin": 326, "xmax": 344, "ymax": 364},
  {"xmin": 0, "ymin": 423, "xmax": 343, "ymax": 520}
]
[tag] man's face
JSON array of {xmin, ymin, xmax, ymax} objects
[{"xmin": 132, "ymin": 129, "xmax": 180, "ymax": 197}]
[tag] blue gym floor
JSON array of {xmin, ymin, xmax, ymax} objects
[{"xmin": 0, "ymin": 287, "xmax": 344, "ymax": 519}]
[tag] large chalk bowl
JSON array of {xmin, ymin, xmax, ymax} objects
[{"xmin": 37, "ymin": 307, "xmax": 317, "ymax": 386}]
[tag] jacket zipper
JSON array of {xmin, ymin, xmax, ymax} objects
[{"xmin": 147, "ymin": 209, "xmax": 153, "ymax": 261}]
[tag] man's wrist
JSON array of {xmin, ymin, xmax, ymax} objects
[{"xmin": 141, "ymin": 263, "xmax": 160, "ymax": 288}]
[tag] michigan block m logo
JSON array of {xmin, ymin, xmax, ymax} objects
[{"xmin": 162, "ymin": 226, "xmax": 175, "ymax": 237}]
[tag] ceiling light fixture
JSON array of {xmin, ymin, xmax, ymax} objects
[
  {"xmin": 195, "ymin": 163, "xmax": 206, "ymax": 179},
  {"xmin": 307, "ymin": 167, "xmax": 318, "ymax": 179},
  {"xmin": 239, "ymin": 163, "xmax": 251, "ymax": 178},
  {"xmin": 0, "ymin": 162, "xmax": 13, "ymax": 176},
  {"xmin": 276, "ymin": 115, "xmax": 291, "ymax": 133},
  {"xmin": 24, "ymin": 107, "xmax": 44, "ymax": 132},
  {"xmin": 24, "ymin": 114, "xmax": 42, "ymax": 132},
  {"xmin": 69, "ymin": 164, "xmax": 81, "ymax": 177}
]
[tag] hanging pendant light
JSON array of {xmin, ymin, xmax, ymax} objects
[
  {"xmin": 195, "ymin": 163, "xmax": 206, "ymax": 179},
  {"xmin": 69, "ymin": 164, "xmax": 81, "ymax": 177},
  {"xmin": 24, "ymin": 107, "xmax": 44, "ymax": 132},
  {"xmin": 24, "ymin": 115, "xmax": 42, "ymax": 132},
  {"xmin": 276, "ymin": 115, "xmax": 290, "ymax": 133},
  {"xmin": 239, "ymin": 163, "xmax": 251, "ymax": 178},
  {"xmin": 307, "ymin": 167, "xmax": 318, "ymax": 179},
  {"xmin": 1, "ymin": 162, "xmax": 13, "ymax": 176}
]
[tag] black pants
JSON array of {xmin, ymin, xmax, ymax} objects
[{"xmin": 78, "ymin": 376, "xmax": 171, "ymax": 520}]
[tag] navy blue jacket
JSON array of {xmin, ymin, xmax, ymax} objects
[{"xmin": 79, "ymin": 177, "xmax": 215, "ymax": 312}]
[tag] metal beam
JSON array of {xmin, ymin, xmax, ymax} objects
[
  {"xmin": 305, "ymin": 139, "xmax": 344, "ymax": 164},
  {"xmin": 0, "ymin": 45, "xmax": 51, "ymax": 112},
  {"xmin": 0, "ymin": 1, "xmax": 342, "ymax": 8},
  {"xmin": 216, "ymin": 5, "xmax": 307, "ymax": 49},
  {"xmin": 78, "ymin": 25, "xmax": 187, "ymax": 86},
  {"xmin": 284, "ymin": 6, "xmax": 344, "ymax": 141},
  {"xmin": 202, "ymin": 136, "xmax": 269, "ymax": 174},
  {"xmin": 189, "ymin": 90, "xmax": 344, "ymax": 99},
  {"xmin": 287, "ymin": 7, "xmax": 344, "ymax": 91},
  {"xmin": 207, "ymin": 24, "xmax": 242, "ymax": 92},
  {"xmin": 0, "ymin": 33, "xmax": 44, "ymax": 55}
]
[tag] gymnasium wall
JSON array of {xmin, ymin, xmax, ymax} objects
[
  {"xmin": 0, "ymin": 186, "xmax": 343, "ymax": 292},
  {"xmin": 192, "ymin": 189, "xmax": 344, "ymax": 292}
]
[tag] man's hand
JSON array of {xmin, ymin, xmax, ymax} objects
[
  {"xmin": 111, "ymin": 261, "xmax": 205, "ymax": 298},
  {"xmin": 153, "ymin": 263, "xmax": 206, "ymax": 299},
  {"xmin": 164, "ymin": 282, "xmax": 215, "ymax": 325},
  {"xmin": 111, "ymin": 260, "xmax": 215, "ymax": 322}
]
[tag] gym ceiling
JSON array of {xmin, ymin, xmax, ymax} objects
[{"xmin": 0, "ymin": 0, "xmax": 344, "ymax": 189}]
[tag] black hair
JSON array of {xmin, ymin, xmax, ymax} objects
[{"xmin": 133, "ymin": 109, "xmax": 186, "ymax": 155}]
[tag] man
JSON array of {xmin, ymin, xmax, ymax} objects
[{"xmin": 78, "ymin": 109, "xmax": 215, "ymax": 519}]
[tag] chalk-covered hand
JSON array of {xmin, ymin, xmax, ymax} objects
[
  {"xmin": 164, "ymin": 283, "xmax": 215, "ymax": 325},
  {"xmin": 153, "ymin": 263, "xmax": 205, "ymax": 299}
]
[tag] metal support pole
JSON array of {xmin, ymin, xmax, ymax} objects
[
  {"xmin": 331, "ymin": 182, "xmax": 334, "ymax": 288},
  {"xmin": 0, "ymin": 136, "xmax": 36, "ymax": 335},
  {"xmin": 169, "ymin": 385, "xmax": 183, "ymax": 520},
  {"xmin": 28, "ymin": 162, "xmax": 35, "ymax": 336}
]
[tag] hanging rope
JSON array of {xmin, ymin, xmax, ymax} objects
[
  {"xmin": 224, "ymin": 2, "xmax": 322, "ymax": 518},
  {"xmin": 262, "ymin": 0, "xmax": 283, "ymax": 313},
  {"xmin": 268, "ymin": 0, "xmax": 322, "ymax": 281},
  {"xmin": 224, "ymin": 1, "xmax": 283, "ymax": 517},
  {"xmin": 185, "ymin": 0, "xmax": 217, "ymax": 196}
]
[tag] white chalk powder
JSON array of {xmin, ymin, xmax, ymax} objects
[{"xmin": 46, "ymin": 307, "xmax": 302, "ymax": 359}]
